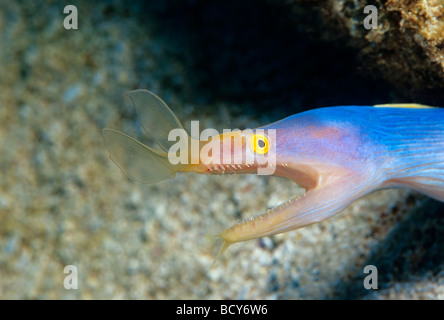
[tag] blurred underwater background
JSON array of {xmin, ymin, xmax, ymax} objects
[{"xmin": 0, "ymin": 0, "xmax": 443, "ymax": 299}]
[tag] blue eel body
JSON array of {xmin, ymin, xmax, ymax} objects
[{"xmin": 262, "ymin": 105, "xmax": 444, "ymax": 202}]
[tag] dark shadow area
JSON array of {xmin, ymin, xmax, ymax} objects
[
  {"xmin": 93, "ymin": 0, "xmax": 444, "ymax": 118},
  {"xmin": 135, "ymin": 0, "xmax": 398, "ymax": 117},
  {"xmin": 330, "ymin": 198, "xmax": 444, "ymax": 299}
]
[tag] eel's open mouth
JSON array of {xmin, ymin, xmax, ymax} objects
[{"xmin": 210, "ymin": 161, "xmax": 361, "ymax": 264}]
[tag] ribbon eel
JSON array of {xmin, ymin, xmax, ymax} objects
[{"xmin": 104, "ymin": 90, "xmax": 444, "ymax": 259}]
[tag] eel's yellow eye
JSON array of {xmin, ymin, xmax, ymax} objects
[{"xmin": 250, "ymin": 134, "xmax": 269, "ymax": 154}]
